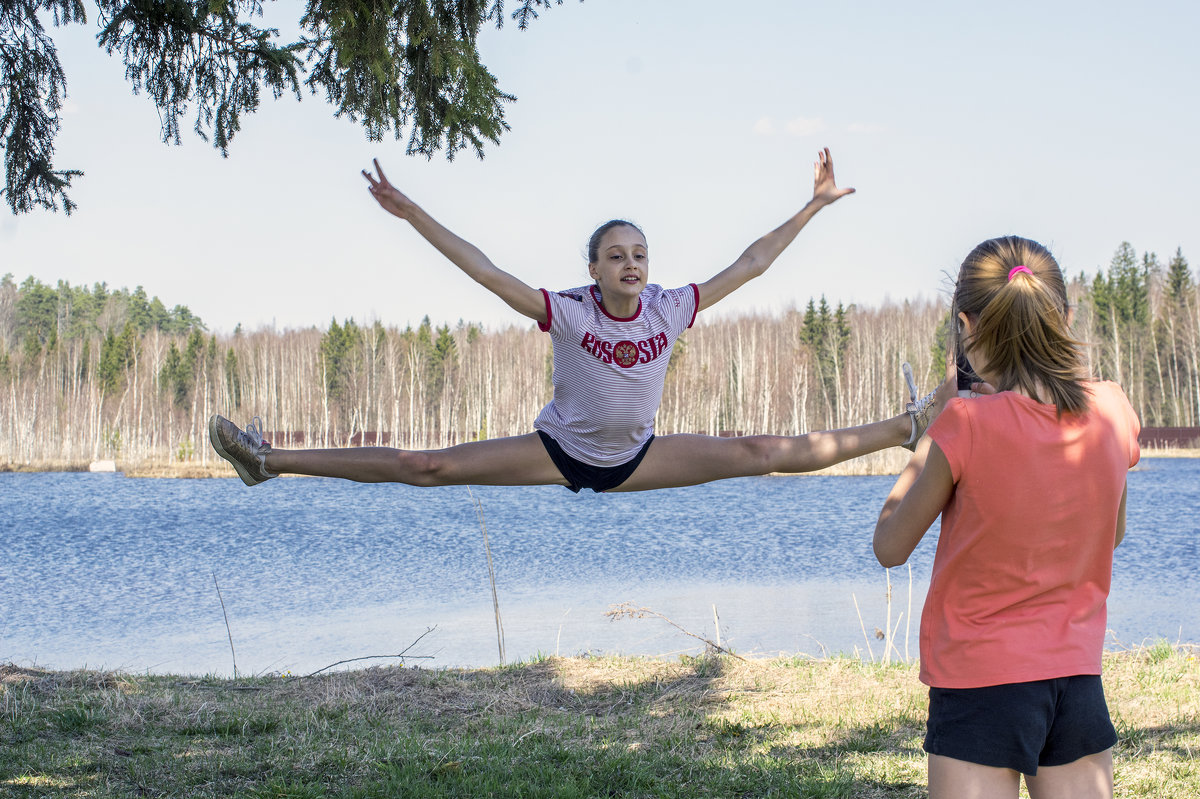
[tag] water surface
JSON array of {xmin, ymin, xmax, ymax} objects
[{"xmin": 1, "ymin": 459, "xmax": 1195, "ymax": 675}]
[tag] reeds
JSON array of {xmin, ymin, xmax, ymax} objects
[
  {"xmin": 854, "ymin": 563, "xmax": 915, "ymax": 664},
  {"xmin": 469, "ymin": 486, "xmax": 505, "ymax": 665}
]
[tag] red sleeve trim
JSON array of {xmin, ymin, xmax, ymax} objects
[
  {"xmin": 537, "ymin": 288, "xmax": 553, "ymax": 332},
  {"xmin": 687, "ymin": 283, "xmax": 700, "ymax": 328}
]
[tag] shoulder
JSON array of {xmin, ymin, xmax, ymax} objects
[
  {"xmin": 538, "ymin": 285, "xmax": 592, "ymax": 334},
  {"xmin": 932, "ymin": 396, "xmax": 973, "ymax": 429},
  {"xmin": 1083, "ymin": 381, "xmax": 1139, "ymax": 423},
  {"xmin": 1084, "ymin": 380, "xmax": 1142, "ymax": 451},
  {"xmin": 551, "ymin": 285, "xmax": 591, "ymax": 303},
  {"xmin": 543, "ymin": 285, "xmax": 591, "ymax": 315},
  {"xmin": 928, "ymin": 396, "xmax": 991, "ymax": 477},
  {"xmin": 646, "ymin": 283, "xmax": 700, "ymax": 323},
  {"xmin": 1086, "ymin": 380, "xmax": 1132, "ymax": 406},
  {"xmin": 650, "ymin": 283, "xmax": 698, "ymax": 300}
]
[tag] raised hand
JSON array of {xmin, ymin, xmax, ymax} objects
[
  {"xmin": 812, "ymin": 147, "xmax": 855, "ymax": 206},
  {"xmin": 362, "ymin": 159, "xmax": 416, "ymax": 219}
]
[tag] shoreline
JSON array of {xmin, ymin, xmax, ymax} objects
[
  {"xmin": 4, "ymin": 638, "xmax": 1199, "ymax": 679},
  {"xmin": 2, "ymin": 446, "xmax": 1197, "ymax": 479}
]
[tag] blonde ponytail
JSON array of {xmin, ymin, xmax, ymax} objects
[{"xmin": 953, "ymin": 236, "xmax": 1090, "ymax": 414}]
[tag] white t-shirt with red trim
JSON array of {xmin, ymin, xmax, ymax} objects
[{"xmin": 533, "ymin": 283, "xmax": 699, "ymax": 467}]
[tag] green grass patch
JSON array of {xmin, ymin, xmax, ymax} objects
[{"xmin": 1, "ymin": 647, "xmax": 1196, "ymax": 798}]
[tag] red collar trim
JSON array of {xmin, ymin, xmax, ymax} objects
[{"xmin": 590, "ymin": 284, "xmax": 642, "ymax": 322}]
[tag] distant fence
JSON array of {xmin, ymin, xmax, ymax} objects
[{"xmin": 1139, "ymin": 427, "xmax": 1200, "ymax": 448}]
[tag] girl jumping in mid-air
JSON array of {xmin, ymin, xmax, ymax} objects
[
  {"xmin": 874, "ymin": 236, "xmax": 1140, "ymax": 799},
  {"xmin": 210, "ymin": 149, "xmax": 937, "ymax": 492}
]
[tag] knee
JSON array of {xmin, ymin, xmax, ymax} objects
[
  {"xmin": 735, "ymin": 436, "xmax": 779, "ymax": 472},
  {"xmin": 396, "ymin": 449, "xmax": 451, "ymax": 486}
]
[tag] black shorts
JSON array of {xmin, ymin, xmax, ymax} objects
[
  {"xmin": 536, "ymin": 430, "xmax": 654, "ymax": 493},
  {"xmin": 924, "ymin": 675, "xmax": 1117, "ymax": 776}
]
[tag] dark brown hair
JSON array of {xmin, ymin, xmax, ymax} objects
[{"xmin": 587, "ymin": 219, "xmax": 644, "ymax": 264}]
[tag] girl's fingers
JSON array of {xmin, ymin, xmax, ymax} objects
[{"xmin": 373, "ymin": 158, "xmax": 390, "ymax": 184}]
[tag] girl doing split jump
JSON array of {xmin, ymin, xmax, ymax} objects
[{"xmin": 210, "ymin": 149, "xmax": 937, "ymax": 493}]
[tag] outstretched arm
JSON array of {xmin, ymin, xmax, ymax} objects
[
  {"xmin": 362, "ymin": 160, "xmax": 546, "ymax": 324},
  {"xmin": 695, "ymin": 148, "xmax": 855, "ymax": 312}
]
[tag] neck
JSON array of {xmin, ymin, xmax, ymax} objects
[
  {"xmin": 595, "ymin": 287, "xmax": 640, "ymax": 319},
  {"xmin": 1005, "ymin": 379, "xmax": 1052, "ymax": 405}
]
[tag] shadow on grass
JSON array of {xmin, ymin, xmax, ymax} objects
[
  {"xmin": 4, "ymin": 656, "xmax": 1196, "ymax": 798},
  {"xmin": 1116, "ymin": 718, "xmax": 1200, "ymax": 761}
]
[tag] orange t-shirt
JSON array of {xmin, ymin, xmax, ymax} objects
[{"xmin": 920, "ymin": 381, "xmax": 1140, "ymax": 688}]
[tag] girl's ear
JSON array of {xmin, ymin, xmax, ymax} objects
[{"xmin": 957, "ymin": 311, "xmax": 973, "ymax": 337}]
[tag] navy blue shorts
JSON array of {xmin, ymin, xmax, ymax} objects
[
  {"xmin": 924, "ymin": 675, "xmax": 1117, "ymax": 776},
  {"xmin": 536, "ymin": 431, "xmax": 654, "ymax": 493}
]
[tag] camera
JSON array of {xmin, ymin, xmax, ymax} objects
[{"xmin": 956, "ymin": 352, "xmax": 979, "ymax": 398}]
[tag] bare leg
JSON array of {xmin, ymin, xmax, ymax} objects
[
  {"xmin": 1025, "ymin": 749, "xmax": 1113, "ymax": 799},
  {"xmin": 928, "ymin": 754, "xmax": 1021, "ymax": 799},
  {"xmin": 612, "ymin": 414, "xmax": 911, "ymax": 492},
  {"xmin": 264, "ymin": 432, "xmax": 569, "ymax": 487}
]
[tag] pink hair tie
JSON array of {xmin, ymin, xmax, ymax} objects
[{"xmin": 1008, "ymin": 265, "xmax": 1033, "ymax": 281}]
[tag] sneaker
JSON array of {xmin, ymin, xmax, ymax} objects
[
  {"xmin": 901, "ymin": 362, "xmax": 938, "ymax": 451},
  {"xmin": 209, "ymin": 415, "xmax": 276, "ymax": 486}
]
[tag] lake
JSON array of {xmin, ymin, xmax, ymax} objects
[{"xmin": 1, "ymin": 458, "xmax": 1196, "ymax": 676}]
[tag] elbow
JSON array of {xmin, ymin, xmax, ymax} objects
[
  {"xmin": 874, "ymin": 547, "xmax": 909, "ymax": 570},
  {"xmin": 872, "ymin": 533, "xmax": 910, "ymax": 569}
]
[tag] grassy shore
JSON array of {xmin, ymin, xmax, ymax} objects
[{"xmin": 2, "ymin": 645, "xmax": 1196, "ymax": 798}]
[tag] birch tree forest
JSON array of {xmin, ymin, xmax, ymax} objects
[{"xmin": 1, "ymin": 242, "xmax": 1196, "ymax": 470}]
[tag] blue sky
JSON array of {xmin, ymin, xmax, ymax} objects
[{"xmin": 3, "ymin": 0, "xmax": 1197, "ymax": 334}]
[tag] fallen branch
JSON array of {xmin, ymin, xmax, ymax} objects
[
  {"xmin": 299, "ymin": 626, "xmax": 439, "ymax": 679},
  {"xmin": 605, "ymin": 602, "xmax": 747, "ymax": 662}
]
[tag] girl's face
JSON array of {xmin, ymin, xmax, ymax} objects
[{"xmin": 588, "ymin": 225, "xmax": 648, "ymax": 309}]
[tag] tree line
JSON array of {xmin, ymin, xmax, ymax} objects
[{"xmin": 0, "ymin": 241, "xmax": 1196, "ymax": 468}]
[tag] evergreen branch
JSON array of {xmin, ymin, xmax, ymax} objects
[
  {"xmin": 2, "ymin": 0, "xmax": 580, "ymax": 213},
  {"xmin": 511, "ymin": 0, "xmax": 567, "ymax": 31},
  {"xmin": 0, "ymin": 0, "xmax": 86, "ymax": 213},
  {"xmin": 95, "ymin": 0, "xmax": 302, "ymax": 153}
]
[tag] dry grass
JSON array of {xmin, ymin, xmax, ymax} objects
[
  {"xmin": 2, "ymin": 646, "xmax": 1196, "ymax": 798},
  {"xmin": 121, "ymin": 461, "xmax": 228, "ymax": 479},
  {"xmin": 806, "ymin": 447, "xmax": 913, "ymax": 476},
  {"xmin": 0, "ymin": 461, "xmax": 91, "ymax": 473},
  {"xmin": 1136, "ymin": 446, "xmax": 1200, "ymax": 459}
]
